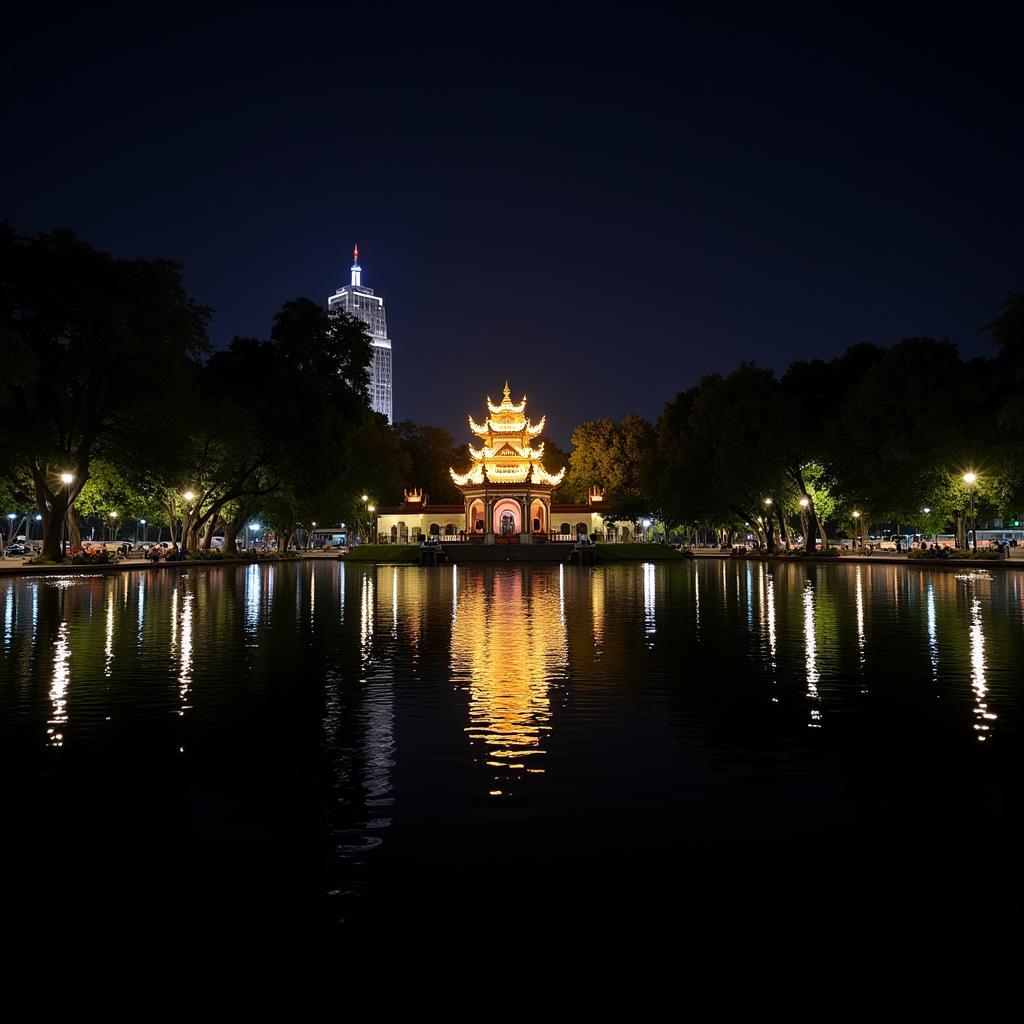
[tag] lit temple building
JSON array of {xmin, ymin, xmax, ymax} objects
[
  {"xmin": 327, "ymin": 244, "xmax": 393, "ymax": 422},
  {"xmin": 375, "ymin": 383, "xmax": 633, "ymax": 542}
]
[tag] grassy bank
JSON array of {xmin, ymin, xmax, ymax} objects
[
  {"xmin": 343, "ymin": 544, "xmax": 420, "ymax": 564},
  {"xmin": 597, "ymin": 543, "xmax": 689, "ymax": 562}
]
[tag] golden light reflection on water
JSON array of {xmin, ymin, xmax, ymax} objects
[
  {"xmin": 450, "ymin": 569, "xmax": 568, "ymax": 794},
  {"xmin": 48, "ymin": 619, "xmax": 70, "ymax": 747},
  {"xmin": 591, "ymin": 565, "xmax": 605, "ymax": 658}
]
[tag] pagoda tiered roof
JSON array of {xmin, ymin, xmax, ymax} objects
[{"xmin": 450, "ymin": 383, "xmax": 566, "ymax": 489}]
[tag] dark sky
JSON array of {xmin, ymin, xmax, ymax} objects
[{"xmin": 4, "ymin": 7, "xmax": 1022, "ymax": 446}]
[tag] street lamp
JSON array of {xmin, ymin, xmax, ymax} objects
[
  {"xmin": 109, "ymin": 510, "xmax": 118, "ymax": 543},
  {"xmin": 963, "ymin": 472, "xmax": 978, "ymax": 552},
  {"xmin": 60, "ymin": 472, "xmax": 74, "ymax": 558},
  {"xmin": 139, "ymin": 518, "xmax": 146, "ymax": 545}
]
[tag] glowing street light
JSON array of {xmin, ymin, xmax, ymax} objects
[
  {"xmin": 963, "ymin": 472, "xmax": 978, "ymax": 552},
  {"xmin": 59, "ymin": 472, "xmax": 74, "ymax": 558},
  {"xmin": 799, "ymin": 497, "xmax": 809, "ymax": 508},
  {"xmin": 764, "ymin": 497, "xmax": 773, "ymax": 506}
]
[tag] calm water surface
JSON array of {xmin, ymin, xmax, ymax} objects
[{"xmin": 2, "ymin": 559, "xmax": 1022, "ymax": 938}]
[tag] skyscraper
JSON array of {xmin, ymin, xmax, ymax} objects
[{"xmin": 327, "ymin": 245, "xmax": 393, "ymax": 422}]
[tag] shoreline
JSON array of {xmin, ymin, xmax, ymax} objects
[
  {"xmin": 0, "ymin": 552, "xmax": 332, "ymax": 579},
  {"xmin": 0, "ymin": 548, "xmax": 1015, "ymax": 577},
  {"xmin": 703, "ymin": 552, "xmax": 1016, "ymax": 570}
]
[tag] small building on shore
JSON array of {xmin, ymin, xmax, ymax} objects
[{"xmin": 375, "ymin": 384, "xmax": 635, "ymax": 543}]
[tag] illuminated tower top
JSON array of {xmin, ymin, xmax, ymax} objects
[
  {"xmin": 350, "ymin": 243, "xmax": 361, "ymax": 287},
  {"xmin": 450, "ymin": 383, "xmax": 565, "ymax": 487}
]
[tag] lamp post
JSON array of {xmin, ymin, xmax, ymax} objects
[
  {"xmin": 963, "ymin": 472, "xmax": 978, "ymax": 552},
  {"xmin": 182, "ymin": 490, "xmax": 196, "ymax": 552},
  {"xmin": 762, "ymin": 497, "xmax": 774, "ymax": 549},
  {"xmin": 799, "ymin": 496, "xmax": 810, "ymax": 549},
  {"xmin": 367, "ymin": 506, "xmax": 376, "ymax": 544},
  {"xmin": 60, "ymin": 472, "xmax": 74, "ymax": 559},
  {"xmin": 921, "ymin": 507, "xmax": 931, "ymax": 546},
  {"xmin": 852, "ymin": 510, "xmax": 861, "ymax": 552},
  {"xmin": 248, "ymin": 522, "xmax": 260, "ymax": 550},
  {"xmin": 108, "ymin": 511, "xmax": 118, "ymax": 543},
  {"xmin": 641, "ymin": 517, "xmax": 652, "ymax": 543},
  {"xmin": 138, "ymin": 518, "xmax": 147, "ymax": 545}
]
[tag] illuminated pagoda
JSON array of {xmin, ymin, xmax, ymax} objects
[
  {"xmin": 374, "ymin": 381, "xmax": 631, "ymax": 544},
  {"xmin": 450, "ymin": 383, "xmax": 565, "ymax": 540}
]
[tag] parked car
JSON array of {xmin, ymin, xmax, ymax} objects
[{"xmin": 4, "ymin": 543, "xmax": 28, "ymax": 556}]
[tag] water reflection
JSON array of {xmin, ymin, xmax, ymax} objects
[
  {"xmin": 136, "ymin": 575, "xmax": 145, "ymax": 649},
  {"xmin": 855, "ymin": 566, "xmax": 866, "ymax": 669},
  {"xmin": 361, "ymin": 570, "xmax": 393, "ymax": 811},
  {"xmin": 643, "ymin": 562, "xmax": 656, "ymax": 645},
  {"xmin": 451, "ymin": 568, "xmax": 567, "ymax": 794},
  {"xmin": 803, "ymin": 578, "xmax": 822, "ymax": 727},
  {"xmin": 245, "ymin": 563, "xmax": 261, "ymax": 636},
  {"xmin": 360, "ymin": 572, "xmax": 374, "ymax": 664},
  {"xmin": 105, "ymin": 582, "xmax": 115, "ymax": 678},
  {"xmin": 178, "ymin": 584, "xmax": 194, "ymax": 716},
  {"xmin": 926, "ymin": 583, "xmax": 938, "ymax": 682},
  {"xmin": 969, "ymin": 595, "xmax": 994, "ymax": 742},
  {"xmin": 48, "ymin": 618, "xmax": 70, "ymax": 747}
]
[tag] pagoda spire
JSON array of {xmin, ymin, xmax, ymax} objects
[{"xmin": 350, "ymin": 243, "xmax": 361, "ymax": 287}]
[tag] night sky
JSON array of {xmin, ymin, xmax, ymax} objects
[{"xmin": 5, "ymin": 8, "xmax": 1022, "ymax": 445}]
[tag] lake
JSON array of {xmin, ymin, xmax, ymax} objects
[{"xmin": 2, "ymin": 559, "xmax": 1022, "ymax": 940}]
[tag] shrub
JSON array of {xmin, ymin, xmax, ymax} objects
[
  {"xmin": 908, "ymin": 548, "xmax": 1000, "ymax": 561},
  {"xmin": 70, "ymin": 550, "xmax": 114, "ymax": 565},
  {"xmin": 783, "ymin": 547, "xmax": 840, "ymax": 558}
]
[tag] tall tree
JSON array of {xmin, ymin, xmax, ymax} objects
[
  {"xmin": 0, "ymin": 228, "xmax": 209, "ymax": 559},
  {"xmin": 393, "ymin": 421, "xmax": 461, "ymax": 504}
]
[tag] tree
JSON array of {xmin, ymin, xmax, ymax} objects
[
  {"xmin": 563, "ymin": 413, "xmax": 655, "ymax": 518},
  {"xmin": 983, "ymin": 290, "xmax": 1024, "ymax": 427},
  {"xmin": 393, "ymin": 421, "xmax": 461, "ymax": 504},
  {"xmin": 0, "ymin": 228, "xmax": 209, "ymax": 559}
]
